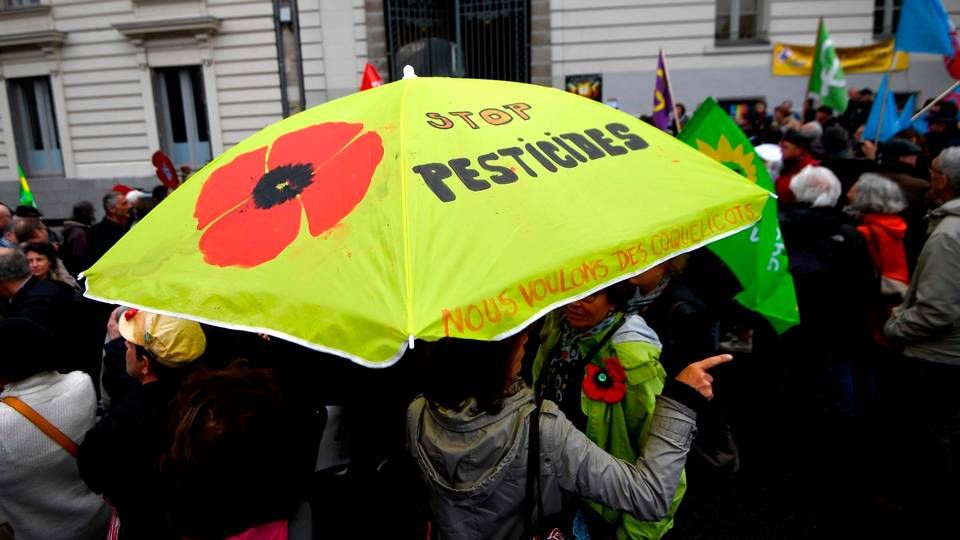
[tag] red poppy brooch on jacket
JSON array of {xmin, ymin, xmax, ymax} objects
[
  {"xmin": 583, "ymin": 357, "xmax": 627, "ymax": 404},
  {"xmin": 193, "ymin": 122, "xmax": 384, "ymax": 268}
]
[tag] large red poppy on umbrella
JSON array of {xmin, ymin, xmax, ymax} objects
[{"xmin": 194, "ymin": 122, "xmax": 384, "ymax": 268}]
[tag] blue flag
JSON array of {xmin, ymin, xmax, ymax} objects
[
  {"xmin": 898, "ymin": 94, "xmax": 917, "ymax": 130},
  {"xmin": 895, "ymin": 0, "xmax": 954, "ymax": 55},
  {"xmin": 862, "ymin": 75, "xmax": 901, "ymax": 142}
]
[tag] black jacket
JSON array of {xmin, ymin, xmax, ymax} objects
[
  {"xmin": 86, "ymin": 218, "xmax": 129, "ymax": 269},
  {"xmin": 60, "ymin": 220, "xmax": 91, "ymax": 276},
  {"xmin": 780, "ymin": 206, "xmax": 876, "ymax": 347},
  {"xmin": 633, "ymin": 279, "xmax": 719, "ymax": 377},
  {"xmin": 9, "ymin": 276, "xmax": 106, "ymax": 376},
  {"xmin": 79, "ymin": 380, "xmax": 179, "ymax": 540},
  {"xmin": 8, "ymin": 276, "xmax": 77, "ymax": 332}
]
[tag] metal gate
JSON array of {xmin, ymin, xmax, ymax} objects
[{"xmin": 384, "ymin": 0, "xmax": 531, "ymax": 83}]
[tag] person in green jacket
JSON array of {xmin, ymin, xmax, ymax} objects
[{"xmin": 532, "ymin": 282, "xmax": 682, "ymax": 540}]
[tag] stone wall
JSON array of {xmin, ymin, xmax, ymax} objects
[{"xmin": 0, "ymin": 175, "xmax": 153, "ymax": 221}]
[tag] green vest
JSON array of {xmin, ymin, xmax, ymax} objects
[{"xmin": 532, "ymin": 311, "xmax": 686, "ymax": 540}]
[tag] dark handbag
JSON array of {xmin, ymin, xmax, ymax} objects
[{"xmin": 690, "ymin": 405, "xmax": 740, "ymax": 475}]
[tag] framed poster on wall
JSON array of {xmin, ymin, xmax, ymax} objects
[{"xmin": 566, "ymin": 74, "xmax": 602, "ymax": 102}]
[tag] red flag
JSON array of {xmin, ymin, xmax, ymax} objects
[
  {"xmin": 360, "ymin": 63, "xmax": 383, "ymax": 91},
  {"xmin": 152, "ymin": 150, "xmax": 179, "ymax": 189},
  {"xmin": 945, "ymin": 18, "xmax": 960, "ymax": 79}
]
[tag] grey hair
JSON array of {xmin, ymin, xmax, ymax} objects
[
  {"xmin": 103, "ymin": 191, "xmax": 122, "ymax": 212},
  {"xmin": 937, "ymin": 146, "xmax": 960, "ymax": 192},
  {"xmin": 851, "ymin": 173, "xmax": 907, "ymax": 214},
  {"xmin": 12, "ymin": 217, "xmax": 44, "ymax": 244},
  {"xmin": 800, "ymin": 121, "xmax": 823, "ymax": 141},
  {"xmin": 0, "ymin": 249, "xmax": 30, "ymax": 282},
  {"xmin": 790, "ymin": 165, "xmax": 842, "ymax": 208}
]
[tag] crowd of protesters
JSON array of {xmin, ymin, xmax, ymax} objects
[
  {"xmin": 1, "ymin": 91, "xmax": 959, "ymax": 540},
  {"xmin": 725, "ymin": 90, "xmax": 960, "ymax": 537}
]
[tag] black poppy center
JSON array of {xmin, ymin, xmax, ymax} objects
[
  {"xmin": 594, "ymin": 370, "xmax": 612, "ymax": 388},
  {"xmin": 252, "ymin": 163, "xmax": 314, "ymax": 209}
]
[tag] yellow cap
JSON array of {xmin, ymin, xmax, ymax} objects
[{"xmin": 119, "ymin": 309, "xmax": 206, "ymax": 367}]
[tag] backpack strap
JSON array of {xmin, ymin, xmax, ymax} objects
[
  {"xmin": 535, "ymin": 314, "xmax": 626, "ymax": 402},
  {"xmin": 1, "ymin": 396, "xmax": 79, "ymax": 457},
  {"xmin": 580, "ymin": 314, "xmax": 627, "ymax": 367},
  {"xmin": 524, "ymin": 404, "xmax": 544, "ymax": 538}
]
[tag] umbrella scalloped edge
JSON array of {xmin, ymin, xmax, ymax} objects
[
  {"xmin": 80, "ymin": 289, "xmax": 410, "ymax": 369},
  {"xmin": 488, "ymin": 209, "xmax": 767, "ymax": 342}
]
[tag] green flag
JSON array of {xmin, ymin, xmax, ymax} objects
[
  {"xmin": 18, "ymin": 165, "xmax": 36, "ymax": 208},
  {"xmin": 679, "ymin": 98, "xmax": 799, "ymax": 333},
  {"xmin": 808, "ymin": 20, "xmax": 848, "ymax": 114}
]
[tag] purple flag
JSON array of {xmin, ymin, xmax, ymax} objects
[{"xmin": 652, "ymin": 50, "xmax": 675, "ymax": 131}]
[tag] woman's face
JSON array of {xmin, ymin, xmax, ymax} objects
[
  {"xmin": 564, "ymin": 292, "xmax": 614, "ymax": 330},
  {"xmin": 26, "ymin": 252, "xmax": 51, "ymax": 278}
]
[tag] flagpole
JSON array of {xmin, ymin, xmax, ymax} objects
[
  {"xmin": 661, "ymin": 48, "xmax": 682, "ymax": 134},
  {"xmin": 912, "ymin": 80, "xmax": 960, "ymax": 121},
  {"xmin": 874, "ymin": 47, "xmax": 899, "ymax": 146},
  {"xmin": 804, "ymin": 18, "xmax": 824, "ymax": 120}
]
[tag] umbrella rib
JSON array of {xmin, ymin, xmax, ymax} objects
[{"xmin": 400, "ymin": 78, "xmax": 415, "ymax": 341}]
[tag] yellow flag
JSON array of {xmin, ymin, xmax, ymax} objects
[{"xmin": 773, "ymin": 39, "xmax": 909, "ymax": 76}]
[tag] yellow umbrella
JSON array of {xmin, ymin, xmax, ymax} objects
[{"xmin": 83, "ymin": 76, "xmax": 770, "ymax": 366}]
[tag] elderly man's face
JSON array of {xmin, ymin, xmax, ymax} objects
[
  {"xmin": 930, "ymin": 157, "xmax": 953, "ymax": 203},
  {"xmin": 0, "ymin": 206, "xmax": 10, "ymax": 231}
]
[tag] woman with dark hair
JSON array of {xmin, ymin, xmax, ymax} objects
[
  {"xmin": 0, "ymin": 318, "xmax": 109, "ymax": 539},
  {"xmin": 408, "ymin": 332, "xmax": 729, "ymax": 540},
  {"xmin": 21, "ymin": 242, "xmax": 78, "ymax": 290},
  {"xmin": 160, "ymin": 364, "xmax": 316, "ymax": 539}
]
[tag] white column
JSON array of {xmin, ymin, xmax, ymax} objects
[
  {"xmin": 0, "ymin": 67, "xmax": 21, "ymax": 182},
  {"xmin": 44, "ymin": 47, "xmax": 75, "ymax": 177},
  {"xmin": 135, "ymin": 43, "xmax": 162, "ymax": 158},
  {"xmin": 199, "ymin": 35, "xmax": 223, "ymax": 155}
]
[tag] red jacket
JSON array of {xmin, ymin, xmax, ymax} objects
[
  {"xmin": 775, "ymin": 155, "xmax": 819, "ymax": 206},
  {"xmin": 858, "ymin": 213, "xmax": 909, "ymax": 285}
]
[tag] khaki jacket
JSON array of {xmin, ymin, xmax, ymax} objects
[
  {"xmin": 885, "ymin": 198, "xmax": 960, "ymax": 364},
  {"xmin": 406, "ymin": 384, "xmax": 696, "ymax": 540}
]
